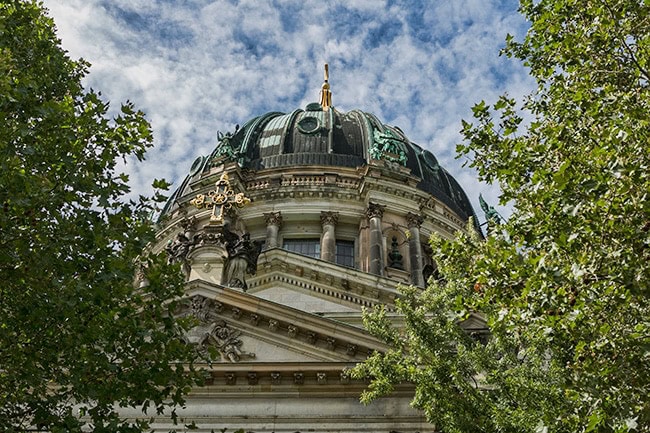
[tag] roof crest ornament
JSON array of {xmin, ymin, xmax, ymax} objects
[{"xmin": 319, "ymin": 63, "xmax": 332, "ymax": 111}]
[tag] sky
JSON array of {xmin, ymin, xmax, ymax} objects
[{"xmin": 41, "ymin": 0, "xmax": 535, "ymax": 224}]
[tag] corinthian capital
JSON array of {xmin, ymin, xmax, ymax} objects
[
  {"xmin": 365, "ymin": 202, "xmax": 385, "ymax": 220},
  {"xmin": 263, "ymin": 211, "xmax": 283, "ymax": 227},
  {"xmin": 320, "ymin": 211, "xmax": 339, "ymax": 226},
  {"xmin": 406, "ymin": 212, "xmax": 424, "ymax": 228}
]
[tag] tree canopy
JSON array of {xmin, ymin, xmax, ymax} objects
[
  {"xmin": 353, "ymin": 0, "xmax": 649, "ymax": 432},
  {"xmin": 0, "ymin": 1, "xmax": 200, "ymax": 430}
]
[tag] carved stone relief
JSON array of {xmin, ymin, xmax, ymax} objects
[{"xmin": 183, "ymin": 295, "xmax": 256, "ymax": 363}]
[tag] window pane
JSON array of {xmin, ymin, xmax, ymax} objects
[
  {"xmin": 336, "ymin": 240, "xmax": 355, "ymax": 268},
  {"xmin": 283, "ymin": 239, "xmax": 320, "ymax": 259}
]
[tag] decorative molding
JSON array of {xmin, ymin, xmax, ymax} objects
[
  {"xmin": 247, "ymin": 372, "xmax": 259, "ymax": 385},
  {"xmin": 190, "ymin": 295, "xmax": 212, "ymax": 322}
]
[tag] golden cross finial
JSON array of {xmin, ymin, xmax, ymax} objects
[
  {"xmin": 319, "ymin": 63, "xmax": 332, "ymax": 111},
  {"xmin": 190, "ymin": 173, "xmax": 251, "ymax": 224}
]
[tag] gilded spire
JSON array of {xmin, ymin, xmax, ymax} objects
[{"xmin": 319, "ymin": 63, "xmax": 332, "ymax": 111}]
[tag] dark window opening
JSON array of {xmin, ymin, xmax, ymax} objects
[
  {"xmin": 283, "ymin": 239, "xmax": 320, "ymax": 259},
  {"xmin": 335, "ymin": 240, "xmax": 355, "ymax": 268}
]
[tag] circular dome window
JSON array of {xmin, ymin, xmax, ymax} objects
[
  {"xmin": 189, "ymin": 156, "xmax": 205, "ymax": 176},
  {"xmin": 422, "ymin": 150, "xmax": 439, "ymax": 170},
  {"xmin": 297, "ymin": 116, "xmax": 321, "ymax": 135}
]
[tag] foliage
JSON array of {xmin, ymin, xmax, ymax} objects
[
  {"xmin": 0, "ymin": 1, "xmax": 200, "ymax": 431},
  {"xmin": 353, "ymin": 0, "xmax": 649, "ymax": 432}
]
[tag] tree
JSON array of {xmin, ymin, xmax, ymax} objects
[
  {"xmin": 0, "ymin": 1, "xmax": 200, "ymax": 431},
  {"xmin": 352, "ymin": 1, "xmax": 649, "ymax": 432}
]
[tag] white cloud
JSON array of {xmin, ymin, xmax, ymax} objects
[{"xmin": 42, "ymin": 0, "xmax": 534, "ymax": 224}]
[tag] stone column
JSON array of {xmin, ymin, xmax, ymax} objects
[
  {"xmin": 366, "ymin": 203, "xmax": 386, "ymax": 276},
  {"xmin": 320, "ymin": 211, "xmax": 339, "ymax": 262},
  {"xmin": 406, "ymin": 212, "xmax": 425, "ymax": 287},
  {"xmin": 263, "ymin": 211, "xmax": 282, "ymax": 249}
]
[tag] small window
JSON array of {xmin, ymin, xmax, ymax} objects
[
  {"xmin": 283, "ymin": 239, "xmax": 320, "ymax": 259},
  {"xmin": 336, "ymin": 240, "xmax": 355, "ymax": 268}
]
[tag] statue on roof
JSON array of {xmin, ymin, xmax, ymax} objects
[
  {"xmin": 479, "ymin": 193, "xmax": 503, "ymax": 233},
  {"xmin": 370, "ymin": 127, "xmax": 408, "ymax": 166},
  {"xmin": 222, "ymin": 227, "xmax": 262, "ymax": 291}
]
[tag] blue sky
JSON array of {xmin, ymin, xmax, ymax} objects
[{"xmin": 42, "ymin": 0, "xmax": 534, "ymax": 223}]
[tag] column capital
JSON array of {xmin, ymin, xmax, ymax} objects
[
  {"xmin": 406, "ymin": 212, "xmax": 424, "ymax": 228},
  {"xmin": 365, "ymin": 202, "xmax": 385, "ymax": 220},
  {"xmin": 263, "ymin": 211, "xmax": 283, "ymax": 228},
  {"xmin": 320, "ymin": 211, "xmax": 339, "ymax": 226}
]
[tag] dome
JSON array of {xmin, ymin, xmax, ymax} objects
[{"xmin": 163, "ymin": 104, "xmax": 477, "ymax": 224}]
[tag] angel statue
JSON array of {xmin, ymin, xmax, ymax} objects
[{"xmin": 479, "ymin": 193, "xmax": 503, "ymax": 234}]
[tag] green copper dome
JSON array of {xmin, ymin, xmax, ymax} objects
[{"xmin": 162, "ymin": 105, "xmax": 477, "ymax": 224}]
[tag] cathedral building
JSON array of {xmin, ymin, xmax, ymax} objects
[{"xmin": 145, "ymin": 67, "xmax": 482, "ymax": 433}]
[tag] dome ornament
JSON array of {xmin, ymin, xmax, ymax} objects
[
  {"xmin": 189, "ymin": 173, "xmax": 251, "ymax": 224},
  {"xmin": 319, "ymin": 63, "xmax": 332, "ymax": 111}
]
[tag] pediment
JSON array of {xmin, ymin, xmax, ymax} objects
[
  {"xmin": 248, "ymin": 248, "xmax": 401, "ymax": 312},
  {"xmin": 179, "ymin": 280, "xmax": 387, "ymax": 365},
  {"xmin": 459, "ymin": 312, "xmax": 487, "ymax": 331}
]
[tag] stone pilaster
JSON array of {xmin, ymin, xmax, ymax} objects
[
  {"xmin": 366, "ymin": 203, "xmax": 386, "ymax": 276},
  {"xmin": 263, "ymin": 211, "xmax": 283, "ymax": 249},
  {"xmin": 320, "ymin": 211, "xmax": 339, "ymax": 262},
  {"xmin": 406, "ymin": 212, "xmax": 425, "ymax": 287}
]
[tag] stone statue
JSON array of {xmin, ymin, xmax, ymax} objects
[
  {"xmin": 388, "ymin": 236, "xmax": 404, "ymax": 270},
  {"xmin": 165, "ymin": 232, "xmax": 197, "ymax": 275},
  {"xmin": 222, "ymin": 227, "xmax": 262, "ymax": 291}
]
